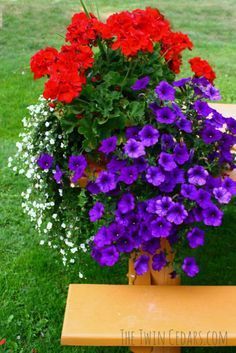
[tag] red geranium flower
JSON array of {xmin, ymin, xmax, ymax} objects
[
  {"xmin": 30, "ymin": 47, "xmax": 58, "ymax": 79},
  {"xmin": 189, "ymin": 57, "xmax": 216, "ymax": 83}
]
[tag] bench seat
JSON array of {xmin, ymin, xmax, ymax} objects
[{"xmin": 61, "ymin": 284, "xmax": 236, "ymax": 347}]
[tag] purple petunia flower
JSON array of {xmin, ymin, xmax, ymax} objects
[
  {"xmin": 167, "ymin": 203, "xmax": 188, "ymax": 225},
  {"xmin": 181, "ymin": 184, "xmax": 198, "ymax": 200},
  {"xmin": 124, "ymin": 138, "xmax": 145, "ymax": 159},
  {"xmin": 107, "ymin": 157, "xmax": 127, "ymax": 173},
  {"xmin": 53, "ymin": 165, "xmax": 63, "ymax": 184},
  {"xmin": 133, "ymin": 157, "xmax": 148, "ymax": 172},
  {"xmin": 195, "ymin": 189, "xmax": 212, "ymax": 209},
  {"xmin": 213, "ymin": 187, "xmax": 232, "ymax": 204},
  {"xmin": 68, "ymin": 155, "xmax": 87, "ymax": 171},
  {"xmin": 86, "ymin": 181, "xmax": 100, "ymax": 195},
  {"xmin": 182, "ymin": 257, "xmax": 199, "ymax": 277},
  {"xmin": 134, "ymin": 255, "xmax": 150, "ymax": 275},
  {"xmin": 187, "ymin": 227, "xmax": 205, "ymax": 249},
  {"xmin": 155, "ymin": 107, "xmax": 176, "ymax": 124},
  {"xmin": 152, "ymin": 251, "xmax": 167, "ymax": 271},
  {"xmin": 107, "ymin": 223, "xmax": 124, "ymax": 241},
  {"xmin": 99, "ymin": 245, "xmax": 119, "ymax": 266},
  {"xmin": 201, "ymin": 125, "xmax": 222, "ymax": 144},
  {"xmin": 96, "ymin": 171, "xmax": 117, "ymax": 193},
  {"xmin": 202, "ymin": 205, "xmax": 223, "ymax": 226},
  {"xmin": 188, "ymin": 165, "xmax": 209, "ymax": 186},
  {"xmin": 117, "ymin": 193, "xmax": 135, "ymax": 214},
  {"xmin": 131, "ymin": 76, "xmax": 150, "ymax": 91},
  {"xmin": 89, "ymin": 202, "xmax": 105, "ymax": 222},
  {"xmin": 155, "ymin": 81, "xmax": 175, "ymax": 101},
  {"xmin": 119, "ymin": 165, "xmax": 139, "ymax": 185},
  {"xmin": 37, "ymin": 153, "xmax": 54, "ymax": 170},
  {"xmin": 174, "ymin": 143, "xmax": 189, "ymax": 165},
  {"xmin": 142, "ymin": 238, "xmax": 161, "ymax": 255},
  {"xmin": 222, "ymin": 177, "xmax": 236, "ymax": 195},
  {"xmin": 159, "ymin": 152, "xmax": 177, "ymax": 171},
  {"xmin": 151, "ymin": 217, "xmax": 172, "ymax": 238},
  {"xmin": 99, "ymin": 136, "xmax": 117, "ymax": 154},
  {"xmin": 173, "ymin": 77, "xmax": 191, "ymax": 87},
  {"xmin": 161, "ymin": 134, "xmax": 175, "ymax": 150},
  {"xmin": 203, "ymin": 84, "xmax": 221, "ymax": 101},
  {"xmin": 138, "ymin": 125, "xmax": 159, "ymax": 147},
  {"xmin": 116, "ymin": 235, "xmax": 135, "ymax": 253},
  {"xmin": 94, "ymin": 226, "xmax": 112, "ymax": 248},
  {"xmin": 227, "ymin": 118, "xmax": 236, "ymax": 134},
  {"xmin": 146, "ymin": 166, "xmax": 165, "ymax": 186},
  {"xmin": 176, "ymin": 118, "xmax": 193, "ymax": 133},
  {"xmin": 194, "ymin": 100, "xmax": 212, "ymax": 117},
  {"xmin": 155, "ymin": 196, "xmax": 173, "ymax": 216},
  {"xmin": 126, "ymin": 126, "xmax": 141, "ymax": 140}
]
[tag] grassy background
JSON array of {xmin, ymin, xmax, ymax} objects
[{"xmin": 0, "ymin": 1, "xmax": 236, "ymax": 352}]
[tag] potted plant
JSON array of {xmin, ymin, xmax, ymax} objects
[{"xmin": 10, "ymin": 2, "xmax": 236, "ymax": 283}]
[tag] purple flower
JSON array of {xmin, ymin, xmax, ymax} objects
[
  {"xmin": 151, "ymin": 217, "xmax": 172, "ymax": 238},
  {"xmin": 107, "ymin": 157, "xmax": 126, "ymax": 173},
  {"xmin": 211, "ymin": 111, "xmax": 226, "ymax": 128},
  {"xmin": 86, "ymin": 181, "xmax": 100, "ymax": 195},
  {"xmin": 174, "ymin": 143, "xmax": 189, "ymax": 165},
  {"xmin": 176, "ymin": 118, "xmax": 192, "ymax": 133},
  {"xmin": 133, "ymin": 157, "xmax": 148, "ymax": 172},
  {"xmin": 194, "ymin": 100, "xmax": 212, "ymax": 117},
  {"xmin": 116, "ymin": 235, "xmax": 135, "ymax": 253},
  {"xmin": 188, "ymin": 165, "xmax": 209, "ymax": 186},
  {"xmin": 182, "ymin": 257, "xmax": 199, "ymax": 277},
  {"xmin": 181, "ymin": 184, "xmax": 198, "ymax": 200},
  {"xmin": 124, "ymin": 138, "xmax": 145, "ymax": 159},
  {"xmin": 89, "ymin": 202, "xmax": 104, "ymax": 222},
  {"xmin": 171, "ymin": 167, "xmax": 185, "ymax": 184},
  {"xmin": 187, "ymin": 227, "xmax": 205, "ymax": 249},
  {"xmin": 115, "ymin": 209, "xmax": 129, "ymax": 227},
  {"xmin": 222, "ymin": 177, "xmax": 236, "ymax": 195},
  {"xmin": 155, "ymin": 81, "xmax": 175, "ymax": 101},
  {"xmin": 173, "ymin": 77, "xmax": 191, "ymax": 87},
  {"xmin": 96, "ymin": 171, "xmax": 117, "ymax": 193},
  {"xmin": 159, "ymin": 152, "xmax": 177, "ymax": 171},
  {"xmin": 37, "ymin": 153, "xmax": 54, "ymax": 170},
  {"xmin": 155, "ymin": 196, "xmax": 173, "ymax": 216},
  {"xmin": 99, "ymin": 245, "xmax": 119, "ymax": 266},
  {"xmin": 53, "ymin": 165, "xmax": 63, "ymax": 184},
  {"xmin": 195, "ymin": 189, "xmax": 212, "ymax": 209},
  {"xmin": 131, "ymin": 76, "xmax": 150, "ymax": 91},
  {"xmin": 161, "ymin": 134, "xmax": 175, "ymax": 150},
  {"xmin": 227, "ymin": 118, "xmax": 236, "ymax": 134},
  {"xmin": 152, "ymin": 251, "xmax": 167, "ymax": 271},
  {"xmin": 202, "ymin": 205, "xmax": 223, "ymax": 226},
  {"xmin": 203, "ymin": 84, "xmax": 221, "ymax": 101},
  {"xmin": 138, "ymin": 125, "xmax": 159, "ymax": 147},
  {"xmin": 167, "ymin": 203, "xmax": 188, "ymax": 225},
  {"xmin": 126, "ymin": 126, "xmax": 140, "ymax": 139},
  {"xmin": 134, "ymin": 255, "xmax": 149, "ymax": 275},
  {"xmin": 213, "ymin": 187, "xmax": 232, "ymax": 204},
  {"xmin": 201, "ymin": 125, "xmax": 222, "ymax": 144},
  {"xmin": 107, "ymin": 223, "xmax": 124, "ymax": 240},
  {"xmin": 68, "ymin": 155, "xmax": 87, "ymax": 171},
  {"xmin": 94, "ymin": 226, "xmax": 112, "ymax": 248},
  {"xmin": 146, "ymin": 166, "xmax": 165, "ymax": 186},
  {"xmin": 142, "ymin": 238, "xmax": 161, "ymax": 255},
  {"xmin": 119, "ymin": 166, "xmax": 138, "ymax": 185},
  {"xmin": 99, "ymin": 136, "xmax": 117, "ymax": 154},
  {"xmin": 155, "ymin": 107, "xmax": 176, "ymax": 124},
  {"xmin": 117, "ymin": 193, "xmax": 135, "ymax": 214}
]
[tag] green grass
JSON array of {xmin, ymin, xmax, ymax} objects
[{"xmin": 0, "ymin": 1, "xmax": 236, "ymax": 352}]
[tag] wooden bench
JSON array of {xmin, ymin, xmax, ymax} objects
[{"xmin": 61, "ymin": 284, "xmax": 236, "ymax": 350}]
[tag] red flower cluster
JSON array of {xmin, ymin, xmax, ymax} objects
[
  {"xmin": 30, "ymin": 8, "xmax": 194, "ymax": 103},
  {"xmin": 189, "ymin": 57, "xmax": 216, "ymax": 83},
  {"xmin": 161, "ymin": 32, "xmax": 193, "ymax": 74}
]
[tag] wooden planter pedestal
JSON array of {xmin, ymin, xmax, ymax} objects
[{"xmin": 128, "ymin": 239, "xmax": 180, "ymax": 353}]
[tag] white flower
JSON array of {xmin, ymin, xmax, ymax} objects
[
  {"xmin": 71, "ymin": 247, "xmax": 78, "ymax": 254},
  {"xmin": 40, "ymin": 240, "xmax": 45, "ymax": 245},
  {"xmin": 79, "ymin": 272, "xmax": 83, "ymax": 279}
]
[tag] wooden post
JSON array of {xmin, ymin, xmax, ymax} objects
[{"xmin": 128, "ymin": 239, "xmax": 181, "ymax": 353}]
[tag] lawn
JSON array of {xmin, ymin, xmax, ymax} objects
[{"xmin": 0, "ymin": 1, "xmax": 236, "ymax": 352}]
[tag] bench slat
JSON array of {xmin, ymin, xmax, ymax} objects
[{"xmin": 61, "ymin": 284, "xmax": 236, "ymax": 347}]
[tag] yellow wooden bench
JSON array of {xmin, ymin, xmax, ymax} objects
[
  {"xmin": 61, "ymin": 284, "xmax": 236, "ymax": 351},
  {"xmin": 61, "ymin": 104, "xmax": 236, "ymax": 353}
]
